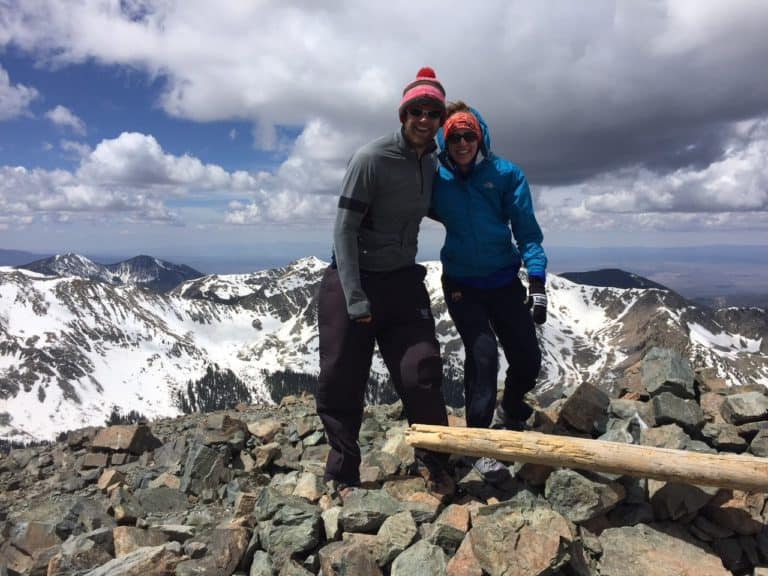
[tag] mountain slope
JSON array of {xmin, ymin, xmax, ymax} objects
[
  {"xmin": 16, "ymin": 253, "xmax": 203, "ymax": 293},
  {"xmin": 106, "ymin": 255, "xmax": 204, "ymax": 292},
  {"xmin": 1, "ymin": 257, "xmax": 765, "ymax": 442},
  {"xmin": 559, "ymin": 268, "xmax": 670, "ymax": 291},
  {"xmin": 18, "ymin": 253, "xmax": 113, "ymax": 283}
]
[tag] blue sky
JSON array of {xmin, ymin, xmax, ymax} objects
[
  {"xmin": 1, "ymin": 1, "xmax": 767, "ymax": 277},
  {"xmin": 1, "ymin": 48, "xmax": 277, "ymax": 172}
]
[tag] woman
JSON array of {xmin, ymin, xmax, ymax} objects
[{"xmin": 431, "ymin": 101, "xmax": 548, "ymax": 483}]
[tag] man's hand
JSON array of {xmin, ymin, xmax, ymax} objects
[{"xmin": 526, "ymin": 276, "xmax": 547, "ymax": 324}]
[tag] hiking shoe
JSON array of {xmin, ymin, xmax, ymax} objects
[
  {"xmin": 415, "ymin": 455, "xmax": 456, "ymax": 498},
  {"xmin": 493, "ymin": 405, "xmax": 529, "ymax": 431},
  {"xmin": 473, "ymin": 457, "xmax": 511, "ymax": 484},
  {"xmin": 325, "ymin": 478, "xmax": 360, "ymax": 500}
]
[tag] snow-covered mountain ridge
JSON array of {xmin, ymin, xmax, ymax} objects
[
  {"xmin": 17, "ymin": 253, "xmax": 203, "ymax": 293},
  {"xmin": 1, "ymin": 256, "xmax": 765, "ymax": 442}
]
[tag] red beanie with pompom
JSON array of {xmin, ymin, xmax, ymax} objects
[{"xmin": 398, "ymin": 67, "xmax": 446, "ymax": 124}]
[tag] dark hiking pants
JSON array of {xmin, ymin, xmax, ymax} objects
[
  {"xmin": 316, "ymin": 265, "xmax": 448, "ymax": 484},
  {"xmin": 442, "ymin": 275, "xmax": 541, "ymax": 429}
]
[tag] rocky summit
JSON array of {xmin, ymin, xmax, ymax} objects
[{"xmin": 2, "ymin": 348, "xmax": 768, "ymax": 575}]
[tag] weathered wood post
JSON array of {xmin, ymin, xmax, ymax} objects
[{"xmin": 405, "ymin": 424, "xmax": 768, "ymax": 492}]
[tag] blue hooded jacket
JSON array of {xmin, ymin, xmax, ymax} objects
[{"xmin": 431, "ymin": 108, "xmax": 547, "ymax": 283}]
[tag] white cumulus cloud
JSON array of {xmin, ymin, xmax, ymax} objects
[
  {"xmin": 45, "ymin": 105, "xmax": 86, "ymax": 135},
  {"xmin": 0, "ymin": 65, "xmax": 38, "ymax": 120},
  {"xmin": 2, "ymin": 0, "xmax": 768, "ymax": 246},
  {"xmin": 0, "ymin": 132, "xmax": 272, "ymax": 225}
]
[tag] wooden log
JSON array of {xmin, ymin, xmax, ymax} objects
[{"xmin": 405, "ymin": 424, "xmax": 768, "ymax": 492}]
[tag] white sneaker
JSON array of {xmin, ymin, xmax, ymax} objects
[{"xmin": 473, "ymin": 457, "xmax": 510, "ymax": 484}]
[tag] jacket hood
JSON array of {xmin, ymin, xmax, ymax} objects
[{"xmin": 437, "ymin": 106, "xmax": 492, "ymax": 157}]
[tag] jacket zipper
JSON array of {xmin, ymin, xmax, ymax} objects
[{"xmin": 418, "ymin": 155, "xmax": 424, "ymax": 195}]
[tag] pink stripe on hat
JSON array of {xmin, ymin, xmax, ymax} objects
[{"xmin": 399, "ymin": 67, "xmax": 446, "ymax": 124}]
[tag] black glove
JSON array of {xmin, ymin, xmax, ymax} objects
[{"xmin": 526, "ymin": 276, "xmax": 547, "ymax": 324}]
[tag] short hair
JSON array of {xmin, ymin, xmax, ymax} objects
[{"xmin": 446, "ymin": 100, "xmax": 472, "ymax": 117}]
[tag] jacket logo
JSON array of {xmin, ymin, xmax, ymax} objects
[{"xmin": 483, "ymin": 182, "xmax": 495, "ymax": 189}]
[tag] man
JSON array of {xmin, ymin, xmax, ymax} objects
[{"xmin": 316, "ymin": 67, "xmax": 453, "ymax": 495}]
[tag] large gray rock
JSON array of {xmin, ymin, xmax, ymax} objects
[
  {"xmin": 609, "ymin": 398, "xmax": 656, "ymax": 428},
  {"xmin": 362, "ymin": 449, "xmax": 402, "ymax": 477},
  {"xmin": 201, "ymin": 414, "xmax": 249, "ymax": 453},
  {"xmin": 253, "ymin": 487, "xmax": 317, "ymax": 523},
  {"xmin": 469, "ymin": 497, "xmax": 575, "ymax": 576},
  {"xmin": 174, "ymin": 525, "xmax": 251, "ymax": 576},
  {"xmin": 259, "ymin": 503, "xmax": 322, "ymax": 563},
  {"xmin": 291, "ymin": 471, "xmax": 325, "ymax": 502},
  {"xmin": 318, "ymin": 540, "xmax": 383, "ymax": 576},
  {"xmin": 9, "ymin": 520, "xmax": 62, "ymax": 556},
  {"xmin": 91, "ymin": 424, "xmax": 161, "ymax": 455},
  {"xmin": 113, "ymin": 526, "xmax": 168, "ymax": 557},
  {"xmin": 652, "ymin": 392, "xmax": 706, "ymax": 433},
  {"xmin": 153, "ymin": 437, "xmax": 187, "ymax": 472},
  {"xmin": 701, "ymin": 422, "xmax": 748, "ymax": 452},
  {"xmin": 721, "ymin": 391, "xmax": 768, "ymax": 425},
  {"xmin": 640, "ymin": 423, "xmax": 693, "ymax": 450},
  {"xmin": 736, "ymin": 419, "xmax": 768, "ymax": 441},
  {"xmin": 375, "ymin": 510, "xmax": 418, "ymax": 566},
  {"xmin": 558, "ymin": 382, "xmax": 610, "ymax": 434},
  {"xmin": 248, "ymin": 550, "xmax": 274, "ymax": 576},
  {"xmin": 180, "ymin": 443, "xmax": 226, "ymax": 496},
  {"xmin": 647, "ymin": 479, "xmax": 717, "ymax": 521},
  {"xmin": 109, "ymin": 488, "xmax": 146, "ymax": 525},
  {"xmin": 426, "ymin": 504, "xmax": 470, "ymax": 557},
  {"xmin": 446, "ymin": 533, "xmax": 484, "ymax": 576},
  {"xmin": 339, "ymin": 489, "xmax": 403, "ymax": 533},
  {"xmin": 82, "ymin": 543, "xmax": 182, "ymax": 576},
  {"xmin": 390, "ymin": 540, "xmax": 447, "ymax": 576},
  {"xmin": 599, "ymin": 417, "xmax": 640, "ymax": 444},
  {"xmin": 749, "ymin": 428, "xmax": 768, "ymax": 456},
  {"xmin": 135, "ymin": 487, "xmax": 189, "ymax": 514},
  {"xmin": 641, "ymin": 347, "xmax": 696, "ymax": 399},
  {"xmin": 321, "ymin": 506, "xmax": 342, "ymax": 541},
  {"xmin": 47, "ymin": 528, "xmax": 114, "ymax": 575},
  {"xmin": 292, "ymin": 414, "xmax": 322, "ymax": 439},
  {"xmin": 598, "ymin": 523, "xmax": 728, "ymax": 576},
  {"xmin": 58, "ymin": 498, "xmax": 116, "ymax": 538},
  {"xmin": 544, "ymin": 469, "xmax": 625, "ymax": 523}
]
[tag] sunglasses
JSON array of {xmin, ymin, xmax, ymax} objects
[
  {"xmin": 446, "ymin": 131, "xmax": 479, "ymax": 144},
  {"xmin": 407, "ymin": 107, "xmax": 442, "ymax": 120}
]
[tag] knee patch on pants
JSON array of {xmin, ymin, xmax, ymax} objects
[
  {"xmin": 401, "ymin": 343, "xmax": 443, "ymax": 390},
  {"xmin": 417, "ymin": 355, "xmax": 443, "ymax": 389},
  {"xmin": 472, "ymin": 333, "xmax": 498, "ymax": 369}
]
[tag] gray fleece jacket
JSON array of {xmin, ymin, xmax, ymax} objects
[{"xmin": 333, "ymin": 128, "xmax": 437, "ymax": 318}]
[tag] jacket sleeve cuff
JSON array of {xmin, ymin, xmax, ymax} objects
[{"xmin": 347, "ymin": 300, "xmax": 371, "ymax": 319}]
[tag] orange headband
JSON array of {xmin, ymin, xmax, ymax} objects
[{"xmin": 443, "ymin": 111, "xmax": 481, "ymax": 140}]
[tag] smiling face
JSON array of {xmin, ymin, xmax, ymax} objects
[
  {"xmin": 446, "ymin": 130, "xmax": 480, "ymax": 171},
  {"xmin": 402, "ymin": 105, "xmax": 442, "ymax": 155}
]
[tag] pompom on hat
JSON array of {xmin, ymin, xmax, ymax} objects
[{"xmin": 398, "ymin": 67, "xmax": 446, "ymax": 124}]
